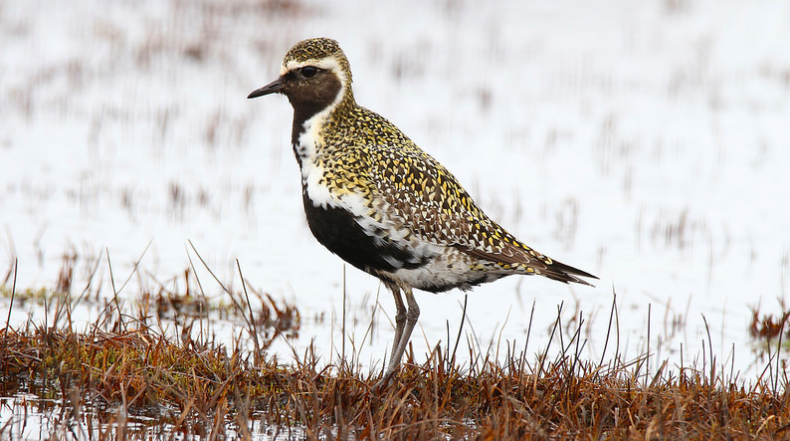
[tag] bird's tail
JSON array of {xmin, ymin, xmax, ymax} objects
[{"xmin": 541, "ymin": 258, "xmax": 598, "ymax": 286}]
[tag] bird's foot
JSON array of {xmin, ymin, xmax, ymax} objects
[{"xmin": 374, "ymin": 368, "xmax": 398, "ymax": 391}]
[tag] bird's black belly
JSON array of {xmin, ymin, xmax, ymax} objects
[{"xmin": 302, "ymin": 192, "xmax": 426, "ymax": 274}]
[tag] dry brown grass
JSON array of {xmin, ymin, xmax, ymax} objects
[
  {"xmin": 1, "ymin": 257, "xmax": 790, "ymax": 439},
  {"xmin": 2, "ymin": 318, "xmax": 789, "ymax": 439}
]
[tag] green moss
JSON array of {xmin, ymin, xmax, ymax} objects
[{"xmin": 0, "ymin": 286, "xmax": 65, "ymax": 304}]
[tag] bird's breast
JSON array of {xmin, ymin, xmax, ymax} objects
[{"xmin": 296, "ymin": 148, "xmax": 443, "ymax": 277}]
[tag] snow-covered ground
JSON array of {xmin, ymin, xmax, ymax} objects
[{"xmin": 2, "ymin": 0, "xmax": 790, "ymax": 379}]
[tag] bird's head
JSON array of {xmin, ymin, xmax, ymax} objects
[{"xmin": 248, "ymin": 38, "xmax": 354, "ymax": 120}]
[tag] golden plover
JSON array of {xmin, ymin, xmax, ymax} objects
[{"xmin": 248, "ymin": 38, "xmax": 596, "ymax": 384}]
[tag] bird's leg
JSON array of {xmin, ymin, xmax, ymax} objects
[
  {"xmin": 379, "ymin": 287, "xmax": 420, "ymax": 386},
  {"xmin": 387, "ymin": 283, "xmax": 407, "ymax": 365}
]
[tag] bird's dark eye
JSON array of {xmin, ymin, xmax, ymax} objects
[{"xmin": 301, "ymin": 66, "xmax": 319, "ymax": 78}]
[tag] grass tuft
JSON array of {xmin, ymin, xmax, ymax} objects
[{"xmin": 2, "ymin": 270, "xmax": 789, "ymax": 439}]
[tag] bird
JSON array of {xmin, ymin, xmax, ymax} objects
[{"xmin": 247, "ymin": 38, "xmax": 597, "ymax": 385}]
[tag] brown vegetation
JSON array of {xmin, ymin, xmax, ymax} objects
[{"xmin": 2, "ymin": 259, "xmax": 789, "ymax": 440}]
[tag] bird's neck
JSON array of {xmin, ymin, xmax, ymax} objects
[
  {"xmin": 290, "ymin": 91, "xmax": 355, "ymax": 145},
  {"xmin": 291, "ymin": 92, "xmax": 357, "ymax": 166}
]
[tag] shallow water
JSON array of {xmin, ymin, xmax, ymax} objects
[
  {"xmin": 0, "ymin": 395, "xmax": 314, "ymax": 440},
  {"xmin": 2, "ymin": 0, "xmax": 789, "ymax": 393}
]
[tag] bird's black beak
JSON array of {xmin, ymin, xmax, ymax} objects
[{"xmin": 247, "ymin": 77, "xmax": 285, "ymax": 99}]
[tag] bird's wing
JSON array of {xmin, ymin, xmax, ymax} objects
[
  {"xmin": 367, "ymin": 140, "xmax": 596, "ymax": 285},
  {"xmin": 367, "ymin": 142, "xmax": 525, "ymax": 255}
]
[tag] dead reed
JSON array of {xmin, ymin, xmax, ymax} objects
[{"xmin": 1, "ymin": 256, "xmax": 789, "ymax": 439}]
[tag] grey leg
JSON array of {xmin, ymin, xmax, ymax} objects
[
  {"xmin": 378, "ymin": 286, "xmax": 420, "ymax": 386},
  {"xmin": 386, "ymin": 282, "xmax": 407, "ymax": 365}
]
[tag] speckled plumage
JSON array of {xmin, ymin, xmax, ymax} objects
[{"xmin": 249, "ymin": 38, "xmax": 596, "ymax": 384}]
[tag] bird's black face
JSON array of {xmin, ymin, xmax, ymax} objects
[{"xmin": 248, "ymin": 65, "xmax": 342, "ymax": 121}]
